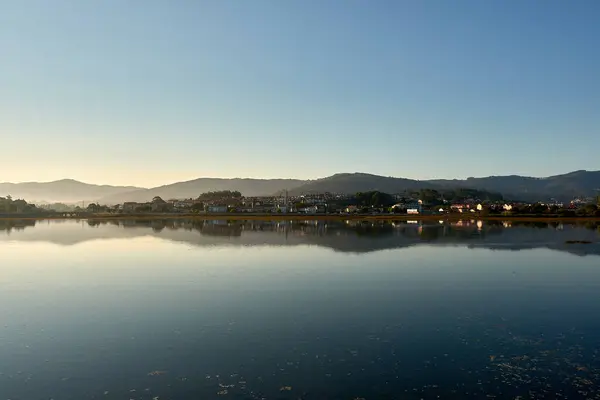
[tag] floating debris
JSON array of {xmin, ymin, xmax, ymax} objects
[{"xmin": 280, "ymin": 386, "xmax": 292, "ymax": 391}]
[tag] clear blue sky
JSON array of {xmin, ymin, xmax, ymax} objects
[{"xmin": 1, "ymin": 0, "xmax": 599, "ymax": 187}]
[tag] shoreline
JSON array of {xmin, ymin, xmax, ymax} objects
[{"xmin": 1, "ymin": 213, "xmax": 600, "ymax": 223}]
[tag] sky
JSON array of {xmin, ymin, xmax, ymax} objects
[{"xmin": 1, "ymin": 0, "xmax": 599, "ymax": 188}]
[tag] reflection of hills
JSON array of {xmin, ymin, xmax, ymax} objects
[{"xmin": 1, "ymin": 219, "xmax": 599, "ymax": 257}]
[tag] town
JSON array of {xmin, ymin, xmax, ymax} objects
[
  {"xmin": 67, "ymin": 188, "xmax": 600, "ymax": 217},
  {"xmin": 2, "ymin": 188, "xmax": 600, "ymax": 218}
]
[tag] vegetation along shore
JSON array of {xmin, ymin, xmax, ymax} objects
[{"xmin": 2, "ymin": 186, "xmax": 599, "ymax": 221}]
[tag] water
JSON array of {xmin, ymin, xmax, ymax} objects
[{"xmin": 1, "ymin": 219, "xmax": 599, "ymax": 399}]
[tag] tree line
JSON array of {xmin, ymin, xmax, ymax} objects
[
  {"xmin": 0, "ymin": 196, "xmax": 41, "ymax": 214},
  {"xmin": 341, "ymin": 188, "xmax": 504, "ymax": 208},
  {"xmin": 509, "ymin": 203, "xmax": 600, "ymax": 217}
]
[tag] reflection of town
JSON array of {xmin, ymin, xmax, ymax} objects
[{"xmin": 1, "ymin": 219, "xmax": 599, "ymax": 256}]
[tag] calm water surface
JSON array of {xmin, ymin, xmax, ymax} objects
[{"xmin": 1, "ymin": 219, "xmax": 599, "ymax": 399}]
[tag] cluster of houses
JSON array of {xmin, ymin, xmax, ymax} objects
[
  {"xmin": 117, "ymin": 196, "xmax": 472, "ymax": 215},
  {"xmin": 118, "ymin": 194, "xmax": 333, "ymax": 214},
  {"xmin": 113, "ymin": 192, "xmax": 599, "ymax": 215}
]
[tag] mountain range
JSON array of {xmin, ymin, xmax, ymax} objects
[
  {"xmin": 0, "ymin": 179, "xmax": 142, "ymax": 204},
  {"xmin": 1, "ymin": 170, "xmax": 599, "ymax": 204}
]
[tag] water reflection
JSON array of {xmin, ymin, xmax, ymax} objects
[
  {"xmin": 1, "ymin": 220, "xmax": 600, "ymax": 399},
  {"xmin": 1, "ymin": 219, "xmax": 599, "ymax": 256}
]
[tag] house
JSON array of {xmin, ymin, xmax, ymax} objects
[
  {"xmin": 206, "ymin": 205, "xmax": 228, "ymax": 213},
  {"xmin": 171, "ymin": 199, "xmax": 203, "ymax": 210},
  {"xmin": 406, "ymin": 200, "xmax": 423, "ymax": 214},
  {"xmin": 345, "ymin": 205, "xmax": 358, "ymax": 213},
  {"xmin": 250, "ymin": 203, "xmax": 276, "ymax": 213},
  {"xmin": 173, "ymin": 201, "xmax": 191, "ymax": 209},
  {"xmin": 402, "ymin": 201, "xmax": 422, "ymax": 214},
  {"xmin": 451, "ymin": 204, "xmax": 470, "ymax": 213},
  {"xmin": 390, "ymin": 202, "xmax": 421, "ymax": 214},
  {"xmin": 300, "ymin": 205, "xmax": 319, "ymax": 214}
]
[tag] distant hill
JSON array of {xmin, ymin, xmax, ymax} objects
[
  {"xmin": 288, "ymin": 171, "xmax": 600, "ymax": 201},
  {"xmin": 430, "ymin": 170, "xmax": 600, "ymax": 202},
  {"xmin": 3, "ymin": 170, "xmax": 599, "ymax": 204},
  {"xmin": 0, "ymin": 179, "xmax": 142, "ymax": 204},
  {"xmin": 97, "ymin": 178, "xmax": 305, "ymax": 204},
  {"xmin": 286, "ymin": 173, "xmax": 436, "ymax": 195}
]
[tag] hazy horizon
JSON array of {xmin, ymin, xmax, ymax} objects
[
  {"xmin": 2, "ymin": 168, "xmax": 600, "ymax": 189},
  {"xmin": 2, "ymin": 1, "xmax": 599, "ymax": 187},
  {"xmin": 2, "ymin": 166, "xmax": 600, "ymax": 188}
]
